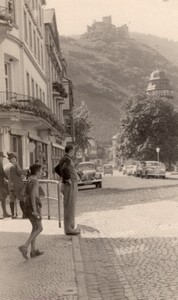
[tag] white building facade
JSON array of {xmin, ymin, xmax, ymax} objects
[{"xmin": 0, "ymin": 0, "xmax": 68, "ymax": 178}]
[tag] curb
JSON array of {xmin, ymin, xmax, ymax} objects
[{"xmin": 72, "ymin": 236, "xmax": 88, "ymax": 300}]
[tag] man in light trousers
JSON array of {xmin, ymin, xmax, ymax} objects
[{"xmin": 56, "ymin": 145, "xmax": 80, "ymax": 235}]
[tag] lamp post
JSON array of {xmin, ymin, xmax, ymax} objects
[{"xmin": 156, "ymin": 147, "xmax": 160, "ymax": 162}]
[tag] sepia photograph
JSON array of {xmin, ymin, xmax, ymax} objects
[{"xmin": 0, "ymin": 0, "xmax": 178, "ymax": 299}]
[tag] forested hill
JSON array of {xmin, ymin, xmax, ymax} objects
[
  {"xmin": 130, "ymin": 32, "xmax": 178, "ymax": 67},
  {"xmin": 60, "ymin": 30, "xmax": 178, "ymax": 143}
]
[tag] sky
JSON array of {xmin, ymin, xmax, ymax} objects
[{"xmin": 45, "ymin": 0, "xmax": 178, "ymax": 41}]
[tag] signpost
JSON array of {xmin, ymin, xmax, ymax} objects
[{"xmin": 156, "ymin": 147, "xmax": 160, "ymax": 162}]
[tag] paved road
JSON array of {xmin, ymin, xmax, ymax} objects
[
  {"xmin": 76, "ymin": 174, "xmax": 178, "ymax": 300},
  {"xmin": 1, "ymin": 174, "xmax": 178, "ymax": 300}
]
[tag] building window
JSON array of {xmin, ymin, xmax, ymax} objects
[
  {"xmin": 29, "ymin": 21, "xmax": 32, "ymax": 49},
  {"xmin": 31, "ymin": 78, "xmax": 35, "ymax": 97},
  {"xmin": 41, "ymin": 44, "xmax": 43, "ymax": 68},
  {"xmin": 43, "ymin": 92, "xmax": 45, "ymax": 103},
  {"xmin": 10, "ymin": 135, "xmax": 23, "ymax": 168},
  {"xmin": 39, "ymin": 5, "xmax": 42, "ymax": 27},
  {"xmin": 26, "ymin": 72, "xmax": 30, "ymax": 96},
  {"xmin": 36, "ymin": 83, "xmax": 38, "ymax": 98},
  {"xmin": 8, "ymin": 0, "xmax": 15, "ymax": 22},
  {"xmin": 39, "ymin": 88, "xmax": 42, "ymax": 100},
  {"xmin": 37, "ymin": 37, "xmax": 40, "ymax": 63},
  {"xmin": 4, "ymin": 63, "xmax": 11, "ymax": 97},
  {"xmin": 24, "ymin": 10, "xmax": 28, "ymax": 43},
  {"xmin": 33, "ymin": 30, "xmax": 37, "ymax": 57}
]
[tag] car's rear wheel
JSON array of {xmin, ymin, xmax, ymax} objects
[{"xmin": 96, "ymin": 182, "xmax": 102, "ymax": 188}]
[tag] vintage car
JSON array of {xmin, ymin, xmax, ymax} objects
[
  {"xmin": 140, "ymin": 161, "xmax": 166, "ymax": 179},
  {"xmin": 123, "ymin": 165, "xmax": 134, "ymax": 175},
  {"xmin": 103, "ymin": 164, "xmax": 113, "ymax": 175},
  {"xmin": 77, "ymin": 162, "xmax": 102, "ymax": 188}
]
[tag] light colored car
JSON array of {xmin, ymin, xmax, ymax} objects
[
  {"xmin": 123, "ymin": 165, "xmax": 135, "ymax": 175},
  {"xmin": 127, "ymin": 165, "xmax": 137, "ymax": 175},
  {"xmin": 103, "ymin": 164, "xmax": 113, "ymax": 175},
  {"xmin": 141, "ymin": 161, "xmax": 166, "ymax": 179},
  {"xmin": 77, "ymin": 162, "xmax": 102, "ymax": 188}
]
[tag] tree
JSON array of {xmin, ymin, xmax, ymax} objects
[
  {"xmin": 73, "ymin": 101, "xmax": 92, "ymax": 154},
  {"xmin": 118, "ymin": 94, "xmax": 178, "ymax": 167}
]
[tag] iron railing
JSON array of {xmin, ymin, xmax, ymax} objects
[
  {"xmin": 13, "ymin": 180, "xmax": 62, "ymax": 228},
  {"xmin": 0, "ymin": 91, "xmax": 41, "ymax": 104}
]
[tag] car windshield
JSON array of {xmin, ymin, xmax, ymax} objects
[
  {"xmin": 146, "ymin": 162, "xmax": 161, "ymax": 167},
  {"xmin": 77, "ymin": 163, "xmax": 96, "ymax": 171},
  {"xmin": 104, "ymin": 165, "xmax": 112, "ymax": 168}
]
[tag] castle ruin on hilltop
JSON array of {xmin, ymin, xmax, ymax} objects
[{"xmin": 87, "ymin": 16, "xmax": 129, "ymax": 39}]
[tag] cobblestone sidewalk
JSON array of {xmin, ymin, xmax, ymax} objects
[
  {"xmin": 77, "ymin": 187, "xmax": 178, "ymax": 300},
  {"xmin": 0, "ymin": 219, "xmax": 84, "ymax": 300}
]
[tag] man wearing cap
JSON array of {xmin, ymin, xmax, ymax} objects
[
  {"xmin": 0, "ymin": 151, "xmax": 11, "ymax": 218},
  {"xmin": 4, "ymin": 152, "xmax": 26, "ymax": 219}
]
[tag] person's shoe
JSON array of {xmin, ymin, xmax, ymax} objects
[
  {"xmin": 30, "ymin": 250, "xmax": 44, "ymax": 258},
  {"xmin": 66, "ymin": 230, "xmax": 80, "ymax": 236},
  {"xmin": 12, "ymin": 215, "xmax": 17, "ymax": 219},
  {"xmin": 0, "ymin": 216, "xmax": 4, "ymax": 220},
  {"xmin": 3, "ymin": 213, "xmax": 11, "ymax": 218},
  {"xmin": 18, "ymin": 246, "xmax": 28, "ymax": 260}
]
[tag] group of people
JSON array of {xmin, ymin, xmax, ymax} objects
[
  {"xmin": 0, "ymin": 151, "xmax": 26, "ymax": 219},
  {"xmin": 0, "ymin": 151, "xmax": 44, "ymax": 259},
  {"xmin": 0, "ymin": 144, "xmax": 79, "ymax": 260}
]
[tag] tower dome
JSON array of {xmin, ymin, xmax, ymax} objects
[{"xmin": 146, "ymin": 69, "xmax": 173, "ymax": 99}]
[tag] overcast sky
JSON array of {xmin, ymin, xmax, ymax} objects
[{"xmin": 45, "ymin": 0, "xmax": 178, "ymax": 41}]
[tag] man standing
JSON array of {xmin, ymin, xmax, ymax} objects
[
  {"xmin": 0, "ymin": 151, "xmax": 11, "ymax": 218},
  {"xmin": 55, "ymin": 145, "xmax": 80, "ymax": 235},
  {"xmin": 4, "ymin": 152, "xmax": 26, "ymax": 219}
]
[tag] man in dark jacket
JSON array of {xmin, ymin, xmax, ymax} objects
[
  {"xmin": 0, "ymin": 151, "xmax": 11, "ymax": 218},
  {"xmin": 4, "ymin": 152, "xmax": 26, "ymax": 219},
  {"xmin": 55, "ymin": 145, "xmax": 80, "ymax": 235}
]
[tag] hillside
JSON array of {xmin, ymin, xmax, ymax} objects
[
  {"xmin": 130, "ymin": 32, "xmax": 178, "ymax": 67},
  {"xmin": 60, "ymin": 31, "xmax": 178, "ymax": 144}
]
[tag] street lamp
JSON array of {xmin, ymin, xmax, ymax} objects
[{"xmin": 156, "ymin": 147, "xmax": 160, "ymax": 162}]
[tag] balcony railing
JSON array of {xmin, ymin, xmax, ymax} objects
[{"xmin": 0, "ymin": 91, "xmax": 65, "ymax": 134}]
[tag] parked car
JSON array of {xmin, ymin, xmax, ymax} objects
[
  {"xmin": 77, "ymin": 162, "xmax": 102, "ymax": 188},
  {"xmin": 127, "ymin": 165, "xmax": 137, "ymax": 175},
  {"xmin": 123, "ymin": 165, "xmax": 135, "ymax": 175},
  {"xmin": 96, "ymin": 166, "xmax": 103, "ymax": 173},
  {"xmin": 103, "ymin": 164, "xmax": 113, "ymax": 175},
  {"xmin": 141, "ymin": 161, "xmax": 166, "ymax": 179},
  {"xmin": 123, "ymin": 165, "xmax": 130, "ymax": 175}
]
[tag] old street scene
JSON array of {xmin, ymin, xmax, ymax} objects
[{"xmin": 1, "ymin": 0, "xmax": 178, "ymax": 300}]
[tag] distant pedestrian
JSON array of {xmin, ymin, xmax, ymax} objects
[
  {"xmin": 4, "ymin": 152, "xmax": 26, "ymax": 219},
  {"xmin": 0, "ymin": 151, "xmax": 11, "ymax": 218},
  {"xmin": 18, "ymin": 163, "xmax": 43, "ymax": 260},
  {"xmin": 55, "ymin": 145, "xmax": 80, "ymax": 235}
]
